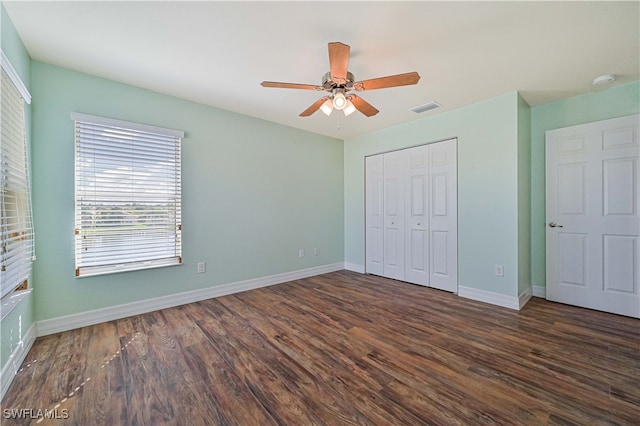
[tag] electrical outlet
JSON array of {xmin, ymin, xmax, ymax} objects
[
  {"xmin": 298, "ymin": 249, "xmax": 305, "ymax": 258},
  {"xmin": 197, "ymin": 262, "xmax": 206, "ymax": 274},
  {"xmin": 495, "ymin": 264, "xmax": 504, "ymax": 277}
]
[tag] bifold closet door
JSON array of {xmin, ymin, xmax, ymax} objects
[
  {"xmin": 365, "ymin": 138, "xmax": 457, "ymax": 292},
  {"xmin": 366, "ymin": 146, "xmax": 429, "ymax": 285}
]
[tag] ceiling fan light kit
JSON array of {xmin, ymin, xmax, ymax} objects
[
  {"xmin": 261, "ymin": 42, "xmax": 420, "ymax": 118},
  {"xmin": 320, "ymin": 98, "xmax": 334, "ymax": 116},
  {"xmin": 333, "ymin": 91, "xmax": 347, "ymax": 110},
  {"xmin": 343, "ymin": 99, "xmax": 356, "ymax": 116}
]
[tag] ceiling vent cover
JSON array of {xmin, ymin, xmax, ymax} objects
[{"xmin": 411, "ymin": 101, "xmax": 441, "ymax": 114}]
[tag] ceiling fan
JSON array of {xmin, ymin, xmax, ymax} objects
[{"xmin": 261, "ymin": 42, "xmax": 420, "ymax": 118}]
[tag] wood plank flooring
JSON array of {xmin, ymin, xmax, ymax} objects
[{"xmin": 2, "ymin": 271, "xmax": 639, "ymax": 425}]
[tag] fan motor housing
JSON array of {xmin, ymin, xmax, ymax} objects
[{"xmin": 322, "ymin": 71, "xmax": 355, "ymax": 90}]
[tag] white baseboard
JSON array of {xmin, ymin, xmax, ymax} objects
[
  {"xmin": 37, "ymin": 262, "xmax": 344, "ymax": 337},
  {"xmin": 458, "ymin": 286, "xmax": 521, "ymax": 310},
  {"xmin": 532, "ymin": 285, "xmax": 546, "ymax": 298},
  {"xmin": 1, "ymin": 323, "xmax": 36, "ymax": 401},
  {"xmin": 518, "ymin": 286, "xmax": 532, "ymax": 309},
  {"xmin": 344, "ymin": 262, "xmax": 365, "ymax": 274}
]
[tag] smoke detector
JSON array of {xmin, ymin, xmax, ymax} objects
[{"xmin": 592, "ymin": 74, "xmax": 616, "ymax": 87}]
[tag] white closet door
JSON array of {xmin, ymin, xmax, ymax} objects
[
  {"xmin": 365, "ymin": 155, "xmax": 384, "ymax": 275},
  {"xmin": 428, "ymin": 139, "xmax": 458, "ymax": 292},
  {"xmin": 365, "ymin": 139, "xmax": 458, "ymax": 292},
  {"xmin": 404, "ymin": 145, "xmax": 429, "ymax": 285},
  {"xmin": 383, "ymin": 149, "xmax": 406, "ymax": 280}
]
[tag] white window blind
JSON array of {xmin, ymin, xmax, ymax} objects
[
  {"xmin": 0, "ymin": 66, "xmax": 34, "ymax": 300},
  {"xmin": 73, "ymin": 113, "xmax": 183, "ymax": 277}
]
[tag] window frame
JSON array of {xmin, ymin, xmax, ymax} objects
[
  {"xmin": 0, "ymin": 50, "xmax": 34, "ymax": 308},
  {"xmin": 72, "ymin": 112, "xmax": 184, "ymax": 278}
]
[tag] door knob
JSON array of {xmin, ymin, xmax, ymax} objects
[{"xmin": 549, "ymin": 222, "xmax": 563, "ymax": 228}]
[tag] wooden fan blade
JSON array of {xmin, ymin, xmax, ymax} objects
[
  {"xmin": 261, "ymin": 81, "xmax": 323, "ymax": 91},
  {"xmin": 300, "ymin": 96, "xmax": 330, "ymax": 117},
  {"xmin": 348, "ymin": 95, "xmax": 379, "ymax": 117},
  {"xmin": 328, "ymin": 42, "xmax": 350, "ymax": 83},
  {"xmin": 353, "ymin": 72, "xmax": 420, "ymax": 91}
]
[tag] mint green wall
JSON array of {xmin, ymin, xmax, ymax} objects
[
  {"xmin": 530, "ymin": 81, "xmax": 640, "ymax": 288},
  {"xmin": 517, "ymin": 94, "xmax": 531, "ymax": 295},
  {"xmin": 1, "ymin": 5, "xmax": 28, "ymax": 83},
  {"xmin": 30, "ymin": 61, "xmax": 344, "ymax": 321},
  {"xmin": 1, "ymin": 3, "xmax": 34, "ymax": 369},
  {"xmin": 345, "ymin": 92, "xmax": 522, "ymax": 297}
]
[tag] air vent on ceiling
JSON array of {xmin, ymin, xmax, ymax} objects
[{"xmin": 410, "ymin": 101, "xmax": 441, "ymax": 114}]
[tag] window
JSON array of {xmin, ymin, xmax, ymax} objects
[
  {"xmin": 73, "ymin": 113, "xmax": 183, "ymax": 277},
  {"xmin": 0, "ymin": 53, "xmax": 34, "ymax": 301}
]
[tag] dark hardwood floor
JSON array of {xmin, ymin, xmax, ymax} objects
[{"xmin": 2, "ymin": 270, "xmax": 639, "ymax": 425}]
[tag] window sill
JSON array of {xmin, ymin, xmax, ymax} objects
[{"xmin": 0, "ymin": 288, "xmax": 33, "ymax": 321}]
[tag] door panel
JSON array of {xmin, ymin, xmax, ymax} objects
[
  {"xmin": 558, "ymin": 233, "xmax": 587, "ymax": 286},
  {"xmin": 410, "ymin": 229, "xmax": 426, "ymax": 271},
  {"xmin": 383, "ymin": 150, "xmax": 406, "ymax": 280},
  {"xmin": 384, "ymin": 228, "xmax": 401, "ymax": 268},
  {"xmin": 431, "ymin": 173, "xmax": 448, "ymax": 216},
  {"xmin": 558, "ymin": 163, "xmax": 586, "ymax": 215},
  {"xmin": 431, "ymin": 231, "xmax": 449, "ymax": 276},
  {"xmin": 405, "ymin": 145, "xmax": 428, "ymax": 285},
  {"xmin": 546, "ymin": 114, "xmax": 639, "ymax": 318},
  {"xmin": 557, "ymin": 135, "xmax": 586, "ymax": 155},
  {"xmin": 385, "ymin": 178, "xmax": 401, "ymax": 215},
  {"xmin": 603, "ymin": 126, "xmax": 637, "ymax": 150},
  {"xmin": 603, "ymin": 235, "xmax": 637, "ymax": 293},
  {"xmin": 365, "ymin": 155, "xmax": 384, "ymax": 275},
  {"xmin": 428, "ymin": 139, "xmax": 458, "ymax": 292},
  {"xmin": 410, "ymin": 176, "xmax": 425, "ymax": 216},
  {"xmin": 603, "ymin": 157, "xmax": 636, "ymax": 215}
]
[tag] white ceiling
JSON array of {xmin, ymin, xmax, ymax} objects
[{"xmin": 4, "ymin": 1, "xmax": 639, "ymax": 140}]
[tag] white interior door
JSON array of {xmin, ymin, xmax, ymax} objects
[
  {"xmin": 546, "ymin": 114, "xmax": 639, "ymax": 318},
  {"xmin": 383, "ymin": 149, "xmax": 406, "ymax": 280},
  {"xmin": 365, "ymin": 155, "xmax": 384, "ymax": 276},
  {"xmin": 428, "ymin": 139, "xmax": 458, "ymax": 292},
  {"xmin": 404, "ymin": 145, "xmax": 429, "ymax": 285}
]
